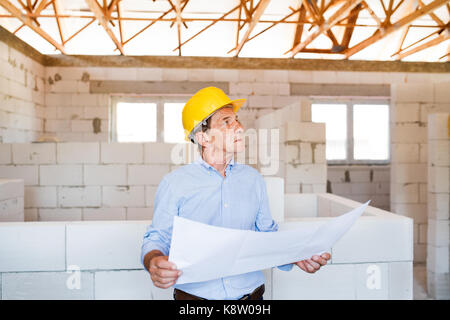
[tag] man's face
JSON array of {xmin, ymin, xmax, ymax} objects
[{"xmin": 206, "ymin": 106, "xmax": 245, "ymax": 154}]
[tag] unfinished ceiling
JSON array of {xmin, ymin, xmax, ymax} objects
[{"xmin": 0, "ymin": 0, "xmax": 449, "ymax": 62}]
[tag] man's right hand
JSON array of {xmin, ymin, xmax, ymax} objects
[{"xmin": 148, "ymin": 255, "xmax": 182, "ymax": 289}]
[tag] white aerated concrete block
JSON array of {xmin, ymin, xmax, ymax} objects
[
  {"xmin": 428, "ymin": 113, "xmax": 450, "ymax": 140},
  {"xmin": 0, "ymin": 143, "xmax": 12, "ymax": 164},
  {"xmin": 388, "ymin": 262, "xmax": 413, "ymax": 299},
  {"xmin": 38, "ymin": 208, "xmax": 82, "ymax": 221},
  {"xmin": 66, "ymin": 222, "xmax": 147, "ymax": 270},
  {"xmin": 391, "ymin": 163, "xmax": 427, "ymax": 183},
  {"xmin": 82, "ymin": 208, "xmax": 126, "ymax": 221},
  {"xmin": 0, "ymin": 222, "xmax": 65, "ymax": 272},
  {"xmin": 428, "ymin": 166, "xmax": 450, "ymax": 193},
  {"xmin": 94, "ymin": 270, "xmax": 152, "ymax": 300},
  {"xmin": 144, "ymin": 143, "xmax": 177, "ymax": 164},
  {"xmin": 284, "ymin": 193, "xmax": 317, "ymax": 218},
  {"xmin": 128, "ymin": 165, "xmax": 170, "ymax": 185},
  {"xmin": 102, "ymin": 186, "xmax": 145, "ymax": 207},
  {"xmin": 0, "ymin": 165, "xmax": 38, "ymax": 185},
  {"xmin": 332, "ymin": 217, "xmax": 413, "ymax": 263},
  {"xmin": 285, "ymin": 122, "xmax": 325, "ymax": 142},
  {"xmin": 84, "ymin": 165, "xmax": 127, "ymax": 185},
  {"xmin": 0, "ymin": 179, "xmax": 24, "ymax": 200},
  {"xmin": 40, "ymin": 165, "xmax": 82, "ymax": 186},
  {"xmin": 0, "ymin": 197, "xmax": 24, "ymax": 221},
  {"xmin": 355, "ymin": 263, "xmax": 389, "ymax": 299},
  {"xmin": 25, "ymin": 186, "xmax": 57, "ymax": 207},
  {"xmin": 272, "ymin": 264, "xmax": 356, "ymax": 299},
  {"xmin": 58, "ymin": 186, "xmax": 101, "ymax": 207},
  {"xmin": 127, "ymin": 207, "xmax": 152, "ymax": 220},
  {"xmin": 101, "ymin": 143, "xmax": 143, "ymax": 164},
  {"xmin": 2, "ymin": 271, "xmax": 94, "ymax": 300},
  {"xmin": 57, "ymin": 142, "xmax": 100, "ymax": 164}
]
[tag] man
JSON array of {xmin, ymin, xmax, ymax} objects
[{"xmin": 141, "ymin": 87, "xmax": 330, "ymax": 300}]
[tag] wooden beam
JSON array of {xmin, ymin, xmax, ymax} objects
[
  {"xmin": 293, "ymin": 4, "xmax": 307, "ymax": 48},
  {"xmin": 0, "ymin": 0, "xmax": 65, "ymax": 53},
  {"xmin": 418, "ymin": 0, "xmax": 445, "ymax": 26},
  {"xmin": 345, "ymin": 0, "xmax": 450, "ymax": 58},
  {"xmin": 234, "ymin": 0, "xmax": 271, "ymax": 56},
  {"xmin": 34, "ymin": 0, "xmax": 51, "ymax": 17},
  {"xmin": 303, "ymin": 0, "xmax": 339, "ymax": 46},
  {"xmin": 362, "ymin": 1, "xmax": 383, "ymax": 27},
  {"xmin": 291, "ymin": 0, "xmax": 364, "ymax": 57},
  {"xmin": 175, "ymin": 0, "xmax": 183, "ymax": 56},
  {"xmin": 52, "ymin": 0, "xmax": 67, "ymax": 44},
  {"xmin": 341, "ymin": 3, "xmax": 362, "ymax": 49},
  {"xmin": 84, "ymin": 0, "xmax": 124, "ymax": 54},
  {"xmin": 395, "ymin": 29, "xmax": 449, "ymax": 60}
]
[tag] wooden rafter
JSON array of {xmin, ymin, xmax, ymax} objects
[
  {"xmin": 0, "ymin": 0, "xmax": 65, "ymax": 53},
  {"xmin": 52, "ymin": 0, "xmax": 66, "ymax": 44},
  {"xmin": 394, "ymin": 29, "xmax": 449, "ymax": 59},
  {"xmin": 345, "ymin": 0, "xmax": 450, "ymax": 58},
  {"xmin": 84, "ymin": 0, "xmax": 124, "ymax": 54},
  {"xmin": 290, "ymin": 0, "xmax": 364, "ymax": 57},
  {"xmin": 233, "ymin": 0, "xmax": 271, "ymax": 56},
  {"xmin": 302, "ymin": 0, "xmax": 339, "ymax": 47},
  {"xmin": 418, "ymin": 0, "xmax": 445, "ymax": 26},
  {"xmin": 293, "ymin": 4, "xmax": 307, "ymax": 48},
  {"xmin": 341, "ymin": 3, "xmax": 363, "ymax": 50},
  {"xmin": 175, "ymin": 0, "xmax": 183, "ymax": 56}
]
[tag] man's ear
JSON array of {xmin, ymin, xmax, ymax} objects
[{"xmin": 194, "ymin": 131, "xmax": 209, "ymax": 146}]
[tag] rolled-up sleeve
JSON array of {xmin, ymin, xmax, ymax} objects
[
  {"xmin": 255, "ymin": 175, "xmax": 293, "ymax": 272},
  {"xmin": 140, "ymin": 177, "xmax": 179, "ymax": 267}
]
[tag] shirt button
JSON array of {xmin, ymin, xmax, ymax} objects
[{"xmin": 224, "ymin": 203, "xmax": 228, "ymax": 208}]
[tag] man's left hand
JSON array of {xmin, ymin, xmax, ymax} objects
[{"xmin": 295, "ymin": 252, "xmax": 331, "ymax": 273}]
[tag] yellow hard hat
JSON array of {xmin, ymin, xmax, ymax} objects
[{"xmin": 182, "ymin": 86, "xmax": 246, "ymax": 142}]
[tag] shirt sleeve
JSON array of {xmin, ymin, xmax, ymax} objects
[
  {"xmin": 140, "ymin": 177, "xmax": 179, "ymax": 267},
  {"xmin": 254, "ymin": 174, "xmax": 294, "ymax": 272}
]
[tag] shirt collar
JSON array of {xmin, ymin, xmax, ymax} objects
[{"xmin": 195, "ymin": 155, "xmax": 236, "ymax": 172}]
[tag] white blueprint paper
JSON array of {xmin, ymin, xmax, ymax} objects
[{"xmin": 169, "ymin": 200, "xmax": 371, "ymax": 284}]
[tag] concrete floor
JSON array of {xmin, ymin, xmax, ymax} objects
[{"xmin": 413, "ymin": 263, "xmax": 432, "ymax": 300}]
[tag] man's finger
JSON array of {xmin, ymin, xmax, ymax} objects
[
  {"xmin": 155, "ymin": 268, "xmax": 181, "ymax": 279},
  {"xmin": 306, "ymin": 259, "xmax": 320, "ymax": 270},
  {"xmin": 153, "ymin": 274, "xmax": 178, "ymax": 284},
  {"xmin": 312, "ymin": 255, "xmax": 327, "ymax": 266},
  {"xmin": 155, "ymin": 258, "xmax": 178, "ymax": 270},
  {"xmin": 320, "ymin": 252, "xmax": 331, "ymax": 260},
  {"xmin": 296, "ymin": 261, "xmax": 308, "ymax": 272},
  {"xmin": 154, "ymin": 280, "xmax": 174, "ymax": 289}
]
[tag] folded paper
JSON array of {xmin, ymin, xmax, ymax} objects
[{"xmin": 169, "ymin": 200, "xmax": 371, "ymax": 284}]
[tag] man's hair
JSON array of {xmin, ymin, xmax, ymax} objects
[{"xmin": 189, "ymin": 104, "xmax": 234, "ymax": 154}]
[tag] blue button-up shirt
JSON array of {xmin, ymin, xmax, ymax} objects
[{"xmin": 141, "ymin": 155, "xmax": 293, "ymax": 300}]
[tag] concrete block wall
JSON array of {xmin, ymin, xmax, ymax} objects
[
  {"xmin": 279, "ymin": 193, "xmax": 413, "ymax": 299},
  {"xmin": 328, "ymin": 166, "xmax": 390, "ymax": 211},
  {"xmin": 0, "ymin": 192, "xmax": 413, "ymax": 300},
  {"xmin": 426, "ymin": 113, "xmax": 450, "ymax": 299},
  {"xmin": 0, "ymin": 179, "xmax": 24, "ymax": 221},
  {"xmin": 0, "ymin": 142, "xmax": 180, "ymax": 221},
  {"xmin": 390, "ymin": 82, "xmax": 450, "ymax": 263},
  {"xmin": 0, "ymin": 41, "xmax": 46, "ymax": 143},
  {"xmin": 255, "ymin": 100, "xmax": 327, "ymax": 192}
]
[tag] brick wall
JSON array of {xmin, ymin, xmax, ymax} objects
[
  {"xmin": 0, "ymin": 41, "xmax": 45, "ymax": 142},
  {"xmin": 0, "ymin": 142, "xmax": 178, "ymax": 221},
  {"xmin": 328, "ymin": 165, "xmax": 390, "ymax": 211},
  {"xmin": 390, "ymin": 83, "xmax": 450, "ymax": 263},
  {"xmin": 426, "ymin": 113, "xmax": 450, "ymax": 299}
]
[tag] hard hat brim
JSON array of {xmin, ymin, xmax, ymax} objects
[{"xmin": 184, "ymin": 98, "xmax": 247, "ymax": 142}]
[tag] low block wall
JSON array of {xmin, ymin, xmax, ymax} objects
[{"xmin": 0, "ymin": 193, "xmax": 413, "ymax": 300}]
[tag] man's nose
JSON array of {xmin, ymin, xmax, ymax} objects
[{"xmin": 234, "ymin": 120, "xmax": 244, "ymax": 134}]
